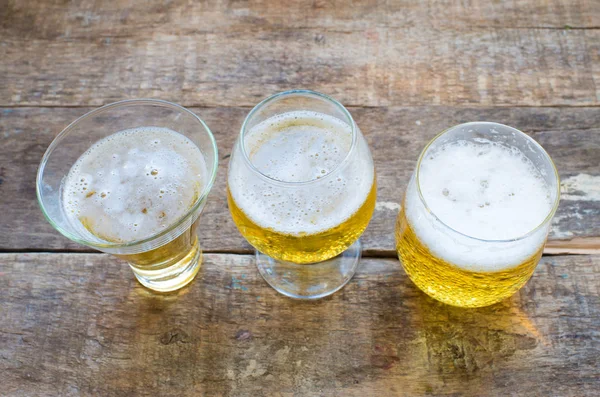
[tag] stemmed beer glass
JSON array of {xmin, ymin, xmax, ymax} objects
[{"xmin": 227, "ymin": 90, "xmax": 376, "ymax": 299}]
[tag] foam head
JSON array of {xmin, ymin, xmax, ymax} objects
[
  {"xmin": 228, "ymin": 111, "xmax": 374, "ymax": 236},
  {"xmin": 62, "ymin": 127, "xmax": 207, "ymax": 243},
  {"xmin": 420, "ymin": 140, "xmax": 552, "ymax": 240},
  {"xmin": 405, "ymin": 136, "xmax": 555, "ymax": 272}
]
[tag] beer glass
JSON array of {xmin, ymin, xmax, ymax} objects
[
  {"xmin": 227, "ymin": 90, "xmax": 376, "ymax": 299},
  {"xmin": 37, "ymin": 99, "xmax": 218, "ymax": 292},
  {"xmin": 396, "ymin": 122, "xmax": 560, "ymax": 307}
]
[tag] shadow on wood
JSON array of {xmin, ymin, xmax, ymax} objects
[{"xmin": 1, "ymin": 253, "xmax": 597, "ymax": 396}]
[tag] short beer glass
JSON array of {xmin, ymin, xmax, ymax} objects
[
  {"xmin": 37, "ymin": 100, "xmax": 218, "ymax": 292},
  {"xmin": 396, "ymin": 122, "xmax": 560, "ymax": 307},
  {"xmin": 227, "ymin": 90, "xmax": 376, "ymax": 299}
]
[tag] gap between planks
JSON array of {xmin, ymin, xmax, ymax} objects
[
  {"xmin": 2, "ymin": 104, "xmax": 600, "ymax": 109},
  {"xmin": 2, "ymin": 238, "xmax": 599, "ymax": 256}
]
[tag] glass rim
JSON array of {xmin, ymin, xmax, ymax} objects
[
  {"xmin": 36, "ymin": 98, "xmax": 219, "ymax": 249},
  {"xmin": 414, "ymin": 121, "xmax": 561, "ymax": 243},
  {"xmin": 239, "ymin": 89, "xmax": 358, "ymax": 187}
]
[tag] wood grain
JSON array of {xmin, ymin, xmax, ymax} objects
[
  {"xmin": 1, "ymin": 252, "xmax": 598, "ymax": 396},
  {"xmin": 1, "ymin": 1, "xmax": 599, "ymax": 107},
  {"xmin": 545, "ymin": 237, "xmax": 600, "ymax": 255},
  {"xmin": 1, "ymin": 106, "xmax": 599, "ymax": 253},
  {"xmin": 3, "ymin": 0, "xmax": 599, "ymax": 36},
  {"xmin": 1, "ymin": 1, "xmax": 599, "ymax": 396}
]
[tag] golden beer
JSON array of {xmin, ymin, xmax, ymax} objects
[
  {"xmin": 228, "ymin": 182, "xmax": 376, "ymax": 263},
  {"xmin": 227, "ymin": 90, "xmax": 377, "ymax": 299},
  {"xmin": 115, "ymin": 217, "xmax": 201, "ymax": 288},
  {"xmin": 228, "ymin": 109, "xmax": 376, "ymax": 264},
  {"xmin": 37, "ymin": 100, "xmax": 217, "ymax": 293},
  {"xmin": 396, "ymin": 208, "xmax": 543, "ymax": 307},
  {"xmin": 62, "ymin": 126, "xmax": 209, "ymax": 291},
  {"xmin": 396, "ymin": 122, "xmax": 559, "ymax": 308}
]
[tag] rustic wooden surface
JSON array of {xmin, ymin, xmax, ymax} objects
[
  {"xmin": 1, "ymin": 1, "xmax": 599, "ymax": 396},
  {"xmin": 2, "ymin": 106, "xmax": 600, "ymax": 254},
  {"xmin": 2, "ymin": 1, "xmax": 600, "ymax": 108},
  {"xmin": 1, "ymin": 253, "xmax": 599, "ymax": 396}
]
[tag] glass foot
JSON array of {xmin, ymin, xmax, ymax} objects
[
  {"xmin": 130, "ymin": 244, "xmax": 202, "ymax": 292},
  {"xmin": 256, "ymin": 239, "xmax": 361, "ymax": 299}
]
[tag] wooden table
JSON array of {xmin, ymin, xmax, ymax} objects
[{"xmin": 1, "ymin": 1, "xmax": 599, "ymax": 396}]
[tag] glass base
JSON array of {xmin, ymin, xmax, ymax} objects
[
  {"xmin": 256, "ymin": 239, "xmax": 362, "ymax": 299},
  {"xmin": 130, "ymin": 244, "xmax": 202, "ymax": 293}
]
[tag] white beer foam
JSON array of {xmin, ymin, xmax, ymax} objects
[
  {"xmin": 405, "ymin": 140, "xmax": 553, "ymax": 272},
  {"xmin": 62, "ymin": 127, "xmax": 207, "ymax": 243},
  {"xmin": 228, "ymin": 111, "xmax": 374, "ymax": 236}
]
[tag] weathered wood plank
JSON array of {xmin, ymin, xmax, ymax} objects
[
  {"xmin": 1, "ymin": 1, "xmax": 599, "ymax": 107},
  {"xmin": 1, "ymin": 253, "xmax": 598, "ymax": 396},
  {"xmin": 545, "ymin": 237, "xmax": 600, "ymax": 255},
  {"xmin": 1, "ymin": 106, "xmax": 599, "ymax": 253},
  {"xmin": 3, "ymin": 0, "xmax": 599, "ymax": 38}
]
